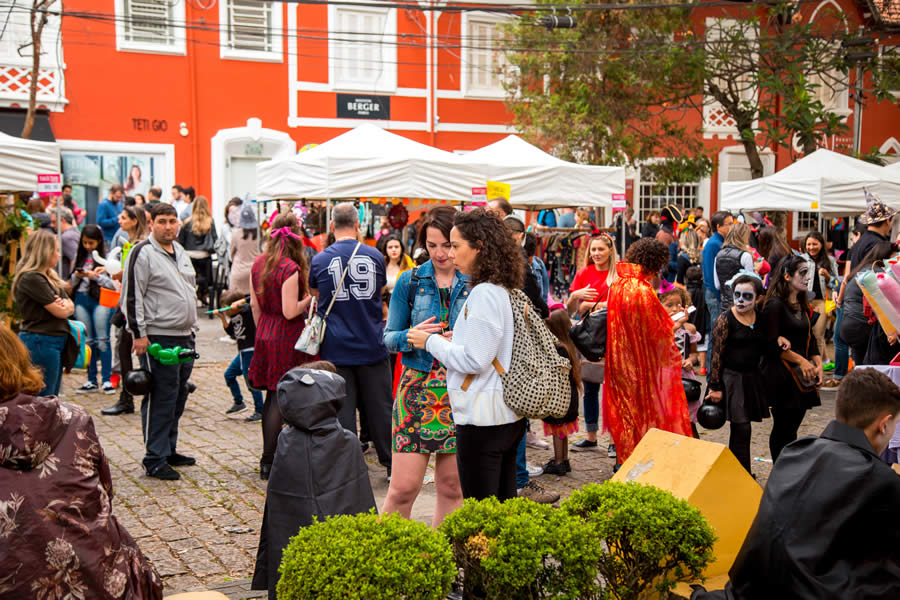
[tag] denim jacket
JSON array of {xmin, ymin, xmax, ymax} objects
[{"xmin": 383, "ymin": 260, "xmax": 470, "ymax": 372}]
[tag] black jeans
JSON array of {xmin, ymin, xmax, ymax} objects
[
  {"xmin": 117, "ymin": 326, "xmax": 134, "ymax": 394},
  {"xmin": 190, "ymin": 256, "xmax": 213, "ymax": 304},
  {"xmin": 138, "ymin": 334, "xmax": 194, "ymax": 474},
  {"xmin": 840, "ymin": 315, "xmax": 872, "ymax": 365},
  {"xmin": 769, "ymin": 406, "xmax": 807, "ymax": 463},
  {"xmin": 336, "ymin": 359, "xmax": 393, "ymax": 468},
  {"xmin": 456, "ymin": 419, "xmax": 526, "ymax": 501}
]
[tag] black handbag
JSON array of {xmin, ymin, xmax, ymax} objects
[{"xmin": 570, "ymin": 302, "xmax": 608, "ymax": 362}]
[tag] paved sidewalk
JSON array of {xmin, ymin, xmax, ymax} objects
[{"xmin": 60, "ymin": 327, "xmax": 838, "ymax": 597}]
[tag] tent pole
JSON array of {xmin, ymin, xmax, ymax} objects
[
  {"xmin": 56, "ymin": 202, "xmax": 63, "ymax": 277},
  {"xmin": 326, "ymin": 199, "xmax": 332, "ymax": 232}
]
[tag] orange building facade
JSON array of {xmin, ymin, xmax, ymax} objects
[{"xmin": 0, "ymin": 0, "xmax": 897, "ymax": 238}]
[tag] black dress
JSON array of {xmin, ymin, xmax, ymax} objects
[
  {"xmin": 708, "ymin": 308, "xmax": 770, "ymax": 424},
  {"xmin": 761, "ymin": 297, "xmax": 821, "ymax": 411}
]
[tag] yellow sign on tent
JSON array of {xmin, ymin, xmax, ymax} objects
[{"xmin": 486, "ymin": 180, "xmax": 511, "ymax": 201}]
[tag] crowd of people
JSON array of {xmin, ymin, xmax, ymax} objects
[{"xmin": 3, "ymin": 184, "xmax": 900, "ymax": 598}]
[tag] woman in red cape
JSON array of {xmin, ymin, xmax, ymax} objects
[{"xmin": 603, "ymin": 238, "xmax": 692, "ymax": 467}]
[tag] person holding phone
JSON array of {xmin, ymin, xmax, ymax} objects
[{"xmin": 566, "ymin": 234, "xmax": 619, "ymax": 451}]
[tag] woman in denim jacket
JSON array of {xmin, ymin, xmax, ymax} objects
[{"xmin": 382, "ymin": 206, "xmax": 468, "ymax": 527}]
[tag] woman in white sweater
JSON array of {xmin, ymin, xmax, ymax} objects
[{"xmin": 408, "ymin": 208, "xmax": 526, "ymax": 501}]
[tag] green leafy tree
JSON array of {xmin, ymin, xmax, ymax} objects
[{"xmin": 502, "ymin": 0, "xmax": 712, "ymax": 183}]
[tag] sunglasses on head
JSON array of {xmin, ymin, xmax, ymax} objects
[{"xmin": 733, "ymin": 290, "xmax": 756, "ymax": 302}]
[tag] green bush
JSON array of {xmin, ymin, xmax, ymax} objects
[
  {"xmin": 440, "ymin": 497, "xmax": 606, "ymax": 600},
  {"xmin": 561, "ymin": 482, "xmax": 716, "ymax": 600},
  {"xmin": 276, "ymin": 511, "xmax": 455, "ymax": 600}
]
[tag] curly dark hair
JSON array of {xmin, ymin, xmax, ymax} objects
[
  {"xmin": 624, "ymin": 238, "xmax": 669, "ymax": 274},
  {"xmin": 453, "ymin": 208, "xmax": 524, "ymax": 289}
]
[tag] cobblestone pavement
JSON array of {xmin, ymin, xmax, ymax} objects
[{"xmin": 60, "ymin": 318, "xmax": 839, "ymax": 597}]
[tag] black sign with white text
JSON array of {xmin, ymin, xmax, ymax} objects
[{"xmin": 337, "ymin": 94, "xmax": 390, "ymax": 120}]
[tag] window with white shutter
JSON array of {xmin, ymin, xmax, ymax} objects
[
  {"xmin": 462, "ymin": 13, "xmax": 510, "ymax": 98},
  {"xmin": 220, "ymin": 0, "xmax": 282, "ymax": 62},
  {"xmin": 116, "ymin": 0, "xmax": 185, "ymax": 55},
  {"xmin": 328, "ymin": 5, "xmax": 397, "ymax": 91}
]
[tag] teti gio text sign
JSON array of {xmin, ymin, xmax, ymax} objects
[
  {"xmin": 132, "ymin": 118, "xmax": 168, "ymax": 132},
  {"xmin": 337, "ymin": 94, "xmax": 390, "ymax": 120}
]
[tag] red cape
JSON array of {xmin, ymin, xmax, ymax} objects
[{"xmin": 602, "ymin": 262, "xmax": 691, "ymax": 462}]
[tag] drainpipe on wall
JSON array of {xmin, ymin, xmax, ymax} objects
[{"xmin": 187, "ymin": 3, "xmax": 200, "ymax": 187}]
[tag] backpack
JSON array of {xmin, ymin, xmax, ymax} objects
[
  {"xmin": 463, "ymin": 288, "xmax": 570, "ymax": 419},
  {"xmin": 63, "ymin": 319, "xmax": 91, "ymax": 371}
]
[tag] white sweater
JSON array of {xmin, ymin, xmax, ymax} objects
[{"xmin": 426, "ymin": 282, "xmax": 519, "ymax": 427}]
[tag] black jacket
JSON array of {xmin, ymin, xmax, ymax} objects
[
  {"xmin": 251, "ymin": 367, "xmax": 377, "ymax": 599},
  {"xmin": 693, "ymin": 420, "xmax": 900, "ymax": 600}
]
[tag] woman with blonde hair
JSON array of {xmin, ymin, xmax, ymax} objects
[
  {"xmin": 178, "ymin": 195, "xmax": 218, "ymax": 307},
  {"xmin": 0, "ymin": 322, "xmax": 163, "ymax": 599},
  {"xmin": 714, "ymin": 221, "xmax": 757, "ymax": 311},
  {"xmin": 12, "ymin": 229, "xmax": 75, "ymax": 396},
  {"xmin": 676, "ymin": 228, "xmax": 702, "ymax": 285},
  {"xmin": 566, "ymin": 233, "xmax": 618, "ymax": 450}
]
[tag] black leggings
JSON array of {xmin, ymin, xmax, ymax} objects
[
  {"xmin": 769, "ymin": 407, "xmax": 807, "ymax": 463},
  {"xmin": 261, "ymin": 389, "xmax": 283, "ymax": 467},
  {"xmin": 729, "ymin": 422, "xmax": 752, "ymax": 474},
  {"xmin": 455, "ymin": 419, "xmax": 526, "ymax": 501}
]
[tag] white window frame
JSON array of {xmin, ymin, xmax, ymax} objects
[
  {"xmin": 327, "ymin": 2, "xmax": 397, "ymax": 93},
  {"xmin": 461, "ymin": 11, "xmax": 512, "ymax": 99},
  {"xmin": 716, "ymin": 145, "xmax": 775, "ymax": 200},
  {"xmin": 115, "ymin": 0, "xmax": 186, "ymax": 56},
  {"xmin": 792, "ymin": 211, "xmax": 823, "ymax": 241},
  {"xmin": 703, "ymin": 18, "xmax": 758, "ymax": 139},
  {"xmin": 809, "ymin": 66, "xmax": 850, "ymax": 117},
  {"xmin": 634, "ymin": 159, "xmax": 701, "ymax": 225},
  {"xmin": 219, "ymin": 0, "xmax": 283, "ymax": 62}
]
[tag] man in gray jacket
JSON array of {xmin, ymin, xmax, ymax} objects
[{"xmin": 123, "ymin": 203, "xmax": 199, "ymax": 480}]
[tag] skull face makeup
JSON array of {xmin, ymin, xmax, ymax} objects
[
  {"xmin": 733, "ymin": 283, "xmax": 757, "ymax": 313},
  {"xmin": 790, "ymin": 264, "xmax": 811, "ymax": 293}
]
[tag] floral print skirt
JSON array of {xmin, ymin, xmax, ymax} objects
[{"xmin": 391, "ymin": 363, "xmax": 456, "ymax": 454}]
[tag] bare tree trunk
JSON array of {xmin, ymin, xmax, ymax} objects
[{"xmin": 21, "ymin": 0, "xmax": 55, "ymax": 139}]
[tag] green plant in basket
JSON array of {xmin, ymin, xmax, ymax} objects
[
  {"xmin": 276, "ymin": 510, "xmax": 455, "ymax": 600},
  {"xmin": 562, "ymin": 482, "xmax": 716, "ymax": 600},
  {"xmin": 440, "ymin": 497, "xmax": 605, "ymax": 600}
]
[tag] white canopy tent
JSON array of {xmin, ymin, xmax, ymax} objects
[
  {"xmin": 458, "ymin": 135, "xmax": 623, "ymax": 209},
  {"xmin": 0, "ymin": 131, "xmax": 60, "ymax": 192},
  {"xmin": 255, "ymin": 124, "xmax": 483, "ymax": 202},
  {"xmin": 885, "ymin": 161, "xmax": 900, "ymax": 176},
  {"xmin": 720, "ymin": 149, "xmax": 900, "ymax": 215}
]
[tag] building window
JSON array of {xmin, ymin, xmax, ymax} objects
[
  {"xmin": 462, "ymin": 13, "xmax": 510, "ymax": 98},
  {"xmin": 328, "ymin": 5, "xmax": 397, "ymax": 92},
  {"xmin": 703, "ymin": 18, "xmax": 757, "ymax": 139},
  {"xmin": 794, "ymin": 211, "xmax": 821, "ymax": 239},
  {"xmin": 116, "ymin": 0, "xmax": 186, "ymax": 55},
  {"xmin": 220, "ymin": 1, "xmax": 282, "ymax": 62},
  {"xmin": 810, "ymin": 66, "xmax": 849, "ymax": 116},
  {"xmin": 637, "ymin": 169, "xmax": 699, "ymax": 225}
]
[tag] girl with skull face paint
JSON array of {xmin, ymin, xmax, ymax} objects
[
  {"xmin": 762, "ymin": 255, "xmax": 823, "ymax": 462},
  {"xmin": 706, "ymin": 273, "xmax": 769, "ymax": 474}
]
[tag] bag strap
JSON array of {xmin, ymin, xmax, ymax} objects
[
  {"xmin": 407, "ymin": 266, "xmax": 420, "ymax": 311},
  {"xmin": 461, "ymin": 289, "xmax": 516, "ymax": 391},
  {"xmin": 322, "ymin": 242, "xmax": 361, "ymax": 320}
]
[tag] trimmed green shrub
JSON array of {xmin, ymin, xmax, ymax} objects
[
  {"xmin": 276, "ymin": 511, "xmax": 455, "ymax": 600},
  {"xmin": 561, "ymin": 482, "xmax": 717, "ymax": 600},
  {"xmin": 440, "ymin": 497, "xmax": 606, "ymax": 600}
]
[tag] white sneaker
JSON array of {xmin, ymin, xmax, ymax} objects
[
  {"xmin": 526, "ymin": 462, "xmax": 544, "ymax": 478},
  {"xmin": 526, "ymin": 431, "xmax": 550, "ymax": 450},
  {"xmin": 101, "ymin": 382, "xmax": 116, "ymax": 395},
  {"xmin": 76, "ymin": 382, "xmax": 98, "ymax": 394}
]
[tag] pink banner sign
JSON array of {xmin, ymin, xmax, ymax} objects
[{"xmin": 37, "ymin": 173, "xmax": 62, "ymax": 198}]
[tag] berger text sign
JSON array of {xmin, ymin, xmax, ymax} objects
[{"xmin": 337, "ymin": 94, "xmax": 390, "ymax": 120}]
